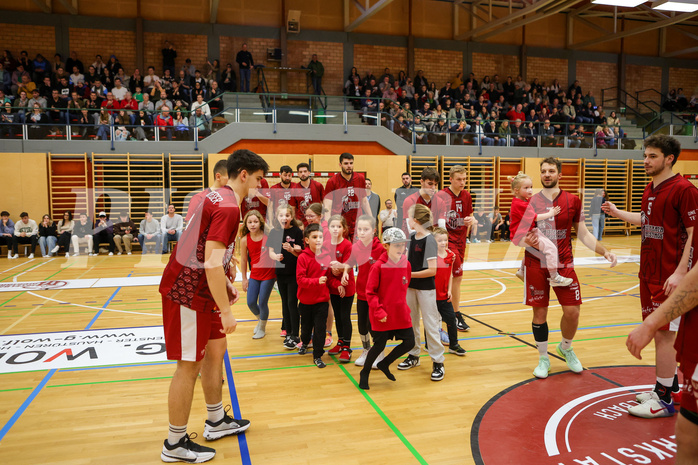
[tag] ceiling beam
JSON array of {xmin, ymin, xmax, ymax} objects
[
  {"xmin": 345, "ymin": 0, "xmax": 395, "ymax": 32},
  {"xmin": 31, "ymin": 0, "xmax": 51, "ymax": 14},
  {"xmin": 210, "ymin": 0, "xmax": 219, "ymax": 23},
  {"xmin": 574, "ymin": 13, "xmax": 613, "ymax": 36},
  {"xmin": 455, "ymin": 0, "xmax": 558, "ymax": 40},
  {"xmin": 662, "ymin": 44, "xmax": 698, "ymax": 58},
  {"xmin": 473, "ymin": 0, "xmax": 583, "ymax": 41},
  {"xmin": 569, "ymin": 10, "xmax": 698, "ymax": 50},
  {"xmin": 57, "ymin": 0, "xmax": 77, "ymax": 15}
]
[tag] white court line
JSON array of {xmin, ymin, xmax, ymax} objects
[
  {"xmin": 26, "ymin": 291, "xmax": 160, "ymax": 316},
  {"xmin": 12, "ymin": 258, "xmax": 53, "ymax": 282},
  {"xmin": 468, "ymin": 284, "xmax": 639, "ymax": 317},
  {"xmin": 459, "ymin": 279, "xmax": 507, "ymax": 304},
  {"xmin": 0, "ymin": 260, "xmax": 33, "ymax": 275}
]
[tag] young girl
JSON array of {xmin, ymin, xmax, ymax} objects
[
  {"xmin": 240, "ymin": 210, "xmax": 276, "ymax": 339},
  {"xmin": 268, "ymin": 204, "xmax": 304, "ymax": 349},
  {"xmin": 38, "ymin": 214, "xmax": 58, "ymax": 258},
  {"xmin": 432, "ymin": 227, "xmax": 466, "ymax": 356},
  {"xmin": 56, "ymin": 211, "xmax": 74, "ymax": 257},
  {"xmin": 398, "ymin": 204, "xmax": 445, "ymax": 382},
  {"xmin": 296, "ymin": 224, "xmax": 336, "ymax": 368},
  {"xmin": 359, "ymin": 227, "xmax": 414, "ymax": 390},
  {"xmin": 304, "ymin": 203, "xmax": 334, "ymax": 348},
  {"xmin": 326, "ymin": 215, "xmax": 356, "ymax": 363},
  {"xmin": 345, "ymin": 215, "xmax": 385, "ymax": 367},
  {"xmin": 509, "ymin": 172, "xmax": 573, "ymax": 287}
]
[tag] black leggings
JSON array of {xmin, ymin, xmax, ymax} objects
[
  {"xmin": 356, "ymin": 299, "xmax": 372, "ymax": 336},
  {"xmin": 436, "ymin": 299, "xmax": 459, "ymax": 348},
  {"xmin": 360, "ymin": 327, "xmax": 415, "ymax": 377},
  {"xmin": 57, "ymin": 231, "xmax": 71, "ymax": 251},
  {"xmin": 277, "ymin": 278, "xmax": 299, "ymax": 338},
  {"xmin": 330, "ymin": 293, "xmax": 355, "ymax": 344},
  {"xmin": 299, "ymin": 301, "xmax": 328, "ymax": 359}
]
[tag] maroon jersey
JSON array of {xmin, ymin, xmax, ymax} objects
[
  {"xmin": 292, "ymin": 179, "xmax": 325, "ymax": 226},
  {"xmin": 640, "ymin": 174, "xmax": 698, "ymax": 285},
  {"xmin": 159, "ymin": 186, "xmax": 240, "ymax": 312},
  {"xmin": 402, "ymin": 191, "xmax": 446, "ymax": 232},
  {"xmin": 524, "ymin": 190, "xmax": 583, "ymax": 267},
  {"xmin": 269, "ymin": 181, "xmax": 294, "ymax": 215},
  {"xmin": 185, "ymin": 188, "xmax": 211, "ymax": 223},
  {"xmin": 675, "ymin": 233, "xmax": 698, "ymax": 365},
  {"xmin": 436, "ymin": 188, "xmax": 473, "ymax": 250},
  {"xmin": 241, "ymin": 178, "xmax": 269, "ymax": 220},
  {"xmin": 324, "ymin": 172, "xmax": 366, "ymax": 237}
]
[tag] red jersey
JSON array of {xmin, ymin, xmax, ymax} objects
[
  {"xmin": 366, "ymin": 252, "xmax": 412, "ymax": 332},
  {"xmin": 524, "ymin": 190, "xmax": 583, "ymax": 268},
  {"xmin": 675, "ymin": 232, "xmax": 698, "ymax": 364},
  {"xmin": 324, "ymin": 172, "xmax": 366, "ymax": 238},
  {"xmin": 245, "ymin": 234, "xmax": 276, "ymax": 281},
  {"xmin": 185, "ymin": 188, "xmax": 211, "ymax": 223},
  {"xmin": 159, "ymin": 186, "xmax": 240, "ymax": 312},
  {"xmin": 436, "ymin": 188, "xmax": 473, "ymax": 250},
  {"xmin": 349, "ymin": 236, "xmax": 384, "ymax": 301},
  {"xmin": 402, "ymin": 191, "xmax": 445, "ymax": 231},
  {"xmin": 292, "ymin": 179, "xmax": 325, "ymax": 226},
  {"xmin": 510, "ymin": 197, "xmax": 538, "ymax": 245},
  {"xmin": 269, "ymin": 181, "xmax": 294, "ymax": 215},
  {"xmin": 241, "ymin": 178, "xmax": 268, "ymax": 220},
  {"xmin": 326, "ymin": 238, "xmax": 356, "ymax": 297},
  {"xmin": 640, "ymin": 174, "xmax": 698, "ymax": 285},
  {"xmin": 435, "ymin": 251, "xmax": 455, "ymax": 301}
]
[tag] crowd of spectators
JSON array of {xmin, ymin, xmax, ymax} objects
[{"xmin": 0, "ymin": 47, "xmax": 231, "ymax": 140}]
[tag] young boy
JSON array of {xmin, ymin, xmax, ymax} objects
[
  {"xmin": 360, "ymin": 228, "xmax": 415, "ymax": 390},
  {"xmin": 433, "ymin": 227, "xmax": 467, "ymax": 356},
  {"xmin": 296, "ymin": 223, "xmax": 336, "ymax": 368}
]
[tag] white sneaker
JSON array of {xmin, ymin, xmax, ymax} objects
[
  {"xmin": 372, "ymin": 351, "xmax": 386, "ymax": 369},
  {"xmin": 355, "ymin": 349, "xmax": 370, "ymax": 367},
  {"xmin": 65, "ymin": 252, "xmax": 70, "ymax": 258},
  {"xmin": 636, "ymin": 391, "xmax": 660, "ymax": 403},
  {"xmin": 127, "ymin": 252, "xmax": 132, "ymax": 255},
  {"xmin": 117, "ymin": 251, "xmax": 122, "ymax": 255},
  {"xmin": 533, "ymin": 356, "xmax": 551, "ymax": 379},
  {"xmin": 556, "ymin": 344, "xmax": 583, "ymax": 373},
  {"xmin": 627, "ymin": 398, "xmax": 676, "ymax": 418},
  {"xmin": 28, "ymin": 253, "xmax": 34, "ymax": 259},
  {"xmin": 161, "ymin": 433, "xmax": 216, "ymax": 463},
  {"xmin": 73, "ymin": 252, "xmax": 79, "ymax": 256},
  {"xmin": 51, "ymin": 245, "xmax": 60, "ymax": 253},
  {"xmin": 108, "ymin": 252, "xmax": 114, "ymax": 256},
  {"xmin": 549, "ymin": 275, "xmax": 574, "ymax": 287}
]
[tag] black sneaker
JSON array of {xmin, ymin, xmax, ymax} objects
[
  {"xmin": 314, "ymin": 357, "xmax": 326, "ymax": 368},
  {"xmin": 455, "ymin": 312, "xmax": 471, "ymax": 332},
  {"xmin": 397, "ymin": 354, "xmax": 420, "ymax": 370},
  {"xmin": 283, "ymin": 336, "xmax": 297, "ymax": 350},
  {"xmin": 161, "ymin": 433, "xmax": 215, "ymax": 463},
  {"xmin": 431, "ymin": 362, "xmax": 445, "ymax": 381},
  {"xmin": 449, "ymin": 344, "xmax": 467, "ymax": 356},
  {"xmin": 203, "ymin": 407, "xmax": 251, "ymax": 440},
  {"xmin": 298, "ymin": 345, "xmax": 307, "ymax": 355}
]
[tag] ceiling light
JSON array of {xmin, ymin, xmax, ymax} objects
[
  {"xmin": 653, "ymin": 0, "xmax": 698, "ymax": 12},
  {"xmin": 592, "ymin": 0, "xmax": 647, "ymax": 6}
]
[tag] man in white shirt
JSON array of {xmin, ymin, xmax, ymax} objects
[
  {"xmin": 70, "ymin": 66, "xmax": 85, "ymax": 86},
  {"xmin": 11, "ymin": 212, "xmax": 38, "ymax": 259},
  {"xmin": 160, "ymin": 204, "xmax": 183, "ymax": 254},
  {"xmin": 111, "ymin": 78, "xmax": 127, "ymax": 101},
  {"xmin": 379, "ymin": 198, "xmax": 397, "ymax": 230},
  {"xmin": 190, "ymin": 94, "xmax": 211, "ymax": 117}
]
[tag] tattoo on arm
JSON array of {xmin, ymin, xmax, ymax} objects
[{"xmin": 664, "ymin": 287, "xmax": 698, "ymax": 324}]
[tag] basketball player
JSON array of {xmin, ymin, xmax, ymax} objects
[
  {"xmin": 293, "ymin": 162, "xmax": 324, "ymax": 227},
  {"xmin": 401, "ymin": 167, "xmax": 445, "ymax": 234},
  {"xmin": 269, "ymin": 165, "xmax": 295, "ymax": 215},
  {"xmin": 603, "ymin": 134, "xmax": 698, "ymax": 418},
  {"xmin": 524, "ymin": 157, "xmax": 616, "ymax": 379},
  {"xmin": 323, "ymin": 152, "xmax": 372, "ymax": 239},
  {"xmin": 184, "ymin": 159, "xmax": 229, "ymax": 223},
  {"xmin": 159, "ymin": 149, "xmax": 268, "ymax": 463},
  {"xmin": 435, "ymin": 165, "xmax": 475, "ymax": 332}
]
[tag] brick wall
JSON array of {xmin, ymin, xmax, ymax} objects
[
  {"xmin": 471, "ymin": 53, "xmax": 520, "ymax": 82},
  {"xmin": 352, "ymin": 44, "xmax": 407, "ymax": 81},
  {"xmin": 143, "ymin": 32, "xmax": 207, "ymax": 76},
  {"xmin": 526, "ymin": 57, "xmax": 568, "ymax": 90},
  {"xmin": 414, "ymin": 48, "xmax": 463, "ymax": 90},
  {"xmin": 624, "ymin": 65, "xmax": 662, "ymax": 106},
  {"xmin": 1, "ymin": 24, "xmax": 56, "ymax": 64},
  {"xmin": 69, "ymin": 28, "xmax": 137, "ymax": 75},
  {"xmin": 287, "ymin": 41, "xmax": 343, "ymax": 95},
  {"xmin": 669, "ymin": 67, "xmax": 698, "ymax": 97},
  {"xmin": 576, "ymin": 60, "xmax": 618, "ymax": 107},
  {"xmin": 219, "ymin": 36, "xmax": 281, "ymax": 92}
]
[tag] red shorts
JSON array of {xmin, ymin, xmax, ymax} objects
[
  {"xmin": 639, "ymin": 280, "xmax": 679, "ymax": 332},
  {"xmin": 679, "ymin": 360, "xmax": 697, "ymax": 416},
  {"xmin": 450, "ymin": 243, "xmax": 465, "ymax": 278},
  {"xmin": 162, "ymin": 297, "xmax": 224, "ymax": 362},
  {"xmin": 524, "ymin": 263, "xmax": 581, "ymax": 307}
]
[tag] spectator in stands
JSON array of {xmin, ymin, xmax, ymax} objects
[
  {"xmin": 169, "ymin": 80, "xmax": 189, "ymax": 105},
  {"xmin": 70, "ymin": 213, "xmax": 93, "ymax": 256},
  {"xmin": 31, "ymin": 54, "xmax": 48, "ymax": 83},
  {"xmin": 91, "ymin": 55, "xmax": 106, "ymax": 75},
  {"xmin": 308, "ymin": 54, "xmax": 324, "ymax": 95},
  {"xmin": 473, "ymin": 117, "xmax": 493, "ymax": 146},
  {"xmin": 0, "ymin": 102, "xmax": 19, "ymax": 138},
  {"xmin": 111, "ymin": 78, "xmax": 127, "ymax": 101},
  {"xmin": 365, "ymin": 178, "xmax": 381, "ymax": 225},
  {"xmin": 485, "ymin": 120, "xmax": 505, "ymax": 146},
  {"xmin": 0, "ymin": 211, "xmax": 14, "ymax": 257},
  {"xmin": 524, "ymin": 121, "xmax": 537, "ymax": 146},
  {"xmin": 393, "ymin": 114, "xmax": 410, "ymax": 141},
  {"xmin": 568, "ymin": 124, "xmax": 584, "ymax": 148},
  {"xmin": 91, "ymin": 78, "xmax": 108, "ymax": 97},
  {"xmin": 69, "ymin": 65, "xmax": 85, "ymax": 86},
  {"xmin": 139, "ymin": 93, "xmax": 154, "ymax": 114},
  {"xmin": 161, "ymin": 204, "xmax": 183, "ymax": 253},
  {"xmin": 0, "ymin": 63, "xmax": 10, "ymax": 94},
  {"xmin": 540, "ymin": 119, "xmax": 555, "ymax": 146},
  {"xmin": 162, "ymin": 40, "xmax": 177, "ymax": 75},
  {"xmin": 155, "ymin": 105, "xmax": 174, "ymax": 140},
  {"xmin": 92, "ymin": 211, "xmax": 115, "ymax": 256},
  {"xmin": 17, "ymin": 73, "xmax": 36, "ymax": 97},
  {"xmin": 133, "ymin": 110, "xmax": 153, "ymax": 140},
  {"xmin": 173, "ymin": 109, "xmax": 189, "ymax": 140},
  {"xmin": 190, "ymin": 93, "xmax": 211, "ymax": 117},
  {"xmin": 85, "ymin": 66, "xmax": 100, "ymax": 85},
  {"xmin": 448, "ymin": 101, "xmax": 467, "ymax": 124},
  {"xmin": 413, "ymin": 69, "xmax": 428, "ymax": 90},
  {"xmin": 221, "ymin": 63, "xmax": 236, "ymax": 92},
  {"xmin": 191, "ymin": 81, "xmax": 206, "ymax": 100},
  {"xmin": 76, "ymin": 108, "xmax": 94, "ymax": 138},
  {"xmin": 606, "ymin": 110, "xmax": 623, "ymax": 139},
  {"xmin": 55, "ymin": 211, "xmax": 73, "ymax": 256},
  {"xmin": 100, "ymin": 91, "xmax": 119, "ymax": 114},
  {"xmin": 411, "ymin": 115, "xmax": 428, "ymax": 144},
  {"xmin": 65, "ymin": 51, "xmax": 84, "ymax": 75},
  {"xmin": 489, "ymin": 206, "xmax": 504, "ymax": 242},
  {"xmin": 236, "ymin": 43, "xmax": 254, "ymax": 93},
  {"xmin": 511, "ymin": 119, "xmax": 527, "ymax": 146},
  {"xmin": 379, "ymin": 199, "xmax": 397, "ymax": 230},
  {"xmin": 113, "ymin": 212, "xmax": 136, "ymax": 255},
  {"xmin": 38, "ymin": 214, "xmax": 58, "ymax": 258},
  {"xmin": 506, "ymin": 103, "xmax": 524, "ymax": 122},
  {"xmin": 49, "ymin": 53, "xmax": 62, "ymax": 76},
  {"xmin": 208, "ymin": 80, "xmax": 223, "ymax": 113},
  {"xmin": 114, "ymin": 111, "xmax": 130, "ymax": 141},
  {"xmin": 96, "ymin": 109, "xmax": 111, "ymax": 140},
  {"xmin": 27, "ymin": 89, "xmax": 45, "ymax": 115},
  {"xmin": 27, "ymin": 102, "xmax": 49, "ymax": 139},
  {"xmin": 137, "ymin": 211, "xmax": 160, "ymax": 254},
  {"xmin": 11, "ymin": 64, "xmax": 29, "ymax": 95},
  {"xmin": 104, "ymin": 55, "xmax": 120, "ymax": 77},
  {"xmin": 190, "ymin": 107, "xmax": 211, "ymax": 138},
  {"xmin": 144, "ymin": 66, "xmax": 160, "ymax": 93},
  {"xmin": 450, "ymin": 119, "xmax": 470, "ymax": 145},
  {"xmin": 154, "ymin": 91, "xmax": 172, "ymax": 113},
  {"xmin": 562, "ymin": 98, "xmax": 576, "ymax": 123},
  {"xmin": 11, "ymin": 212, "xmax": 38, "ymax": 259},
  {"xmin": 128, "ymin": 68, "xmax": 144, "ymax": 94},
  {"xmin": 56, "ymin": 76, "xmax": 71, "ymax": 98},
  {"xmin": 67, "ymin": 91, "xmax": 86, "ymax": 124}
]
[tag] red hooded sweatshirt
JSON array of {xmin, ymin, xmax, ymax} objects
[
  {"xmin": 350, "ymin": 236, "xmax": 384, "ymax": 301},
  {"xmin": 366, "ymin": 251, "xmax": 412, "ymax": 332},
  {"xmin": 296, "ymin": 247, "xmax": 331, "ymax": 305}
]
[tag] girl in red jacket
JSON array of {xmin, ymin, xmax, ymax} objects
[
  {"xmin": 296, "ymin": 224, "xmax": 338, "ymax": 368},
  {"xmin": 359, "ymin": 227, "xmax": 414, "ymax": 390},
  {"xmin": 326, "ymin": 215, "xmax": 356, "ymax": 363},
  {"xmin": 304, "ymin": 202, "xmax": 334, "ymax": 348}
]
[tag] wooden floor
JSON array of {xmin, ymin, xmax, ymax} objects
[{"xmin": 0, "ymin": 236, "xmax": 654, "ymax": 465}]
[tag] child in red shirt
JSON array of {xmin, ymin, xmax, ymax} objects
[
  {"xmin": 433, "ymin": 227, "xmax": 467, "ymax": 356},
  {"xmin": 304, "ymin": 202, "xmax": 334, "ymax": 348},
  {"xmin": 326, "ymin": 215, "xmax": 356, "ymax": 363},
  {"xmin": 359, "ymin": 227, "xmax": 414, "ymax": 390}
]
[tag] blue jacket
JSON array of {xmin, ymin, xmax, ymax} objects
[{"xmin": 0, "ymin": 218, "xmax": 14, "ymax": 236}]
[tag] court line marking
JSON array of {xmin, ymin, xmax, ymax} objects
[
  {"xmin": 459, "ymin": 279, "xmax": 507, "ymax": 304},
  {"xmin": 11, "ymin": 259, "xmax": 54, "ymax": 283},
  {"xmin": 25, "ymin": 292, "xmax": 161, "ymax": 316},
  {"xmin": 0, "ymin": 261, "xmax": 32, "ymax": 276},
  {"xmin": 224, "ymin": 351, "xmax": 252, "ymax": 465}
]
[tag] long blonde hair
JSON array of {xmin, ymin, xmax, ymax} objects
[
  {"xmin": 272, "ymin": 203, "xmax": 301, "ymax": 229},
  {"xmin": 240, "ymin": 210, "xmax": 266, "ymax": 237},
  {"xmin": 508, "ymin": 171, "xmax": 531, "ymax": 192}
]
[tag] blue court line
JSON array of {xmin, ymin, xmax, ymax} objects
[
  {"xmin": 85, "ymin": 271, "xmax": 133, "ymax": 330},
  {"xmin": 0, "ymin": 283, "xmax": 126, "ymax": 442},
  {"xmin": 224, "ymin": 350, "xmax": 252, "ymax": 465}
]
